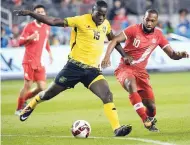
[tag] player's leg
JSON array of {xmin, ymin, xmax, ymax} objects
[
  {"xmin": 24, "ymin": 67, "xmax": 46, "ymax": 101},
  {"xmin": 142, "ymin": 99, "xmax": 158, "ymax": 132},
  {"xmin": 20, "ymin": 82, "xmax": 67, "ymax": 121},
  {"xmin": 89, "ymin": 79, "xmax": 132, "ymax": 136},
  {"xmin": 23, "ymin": 82, "xmax": 45, "ymax": 101},
  {"xmin": 139, "ymin": 89, "xmax": 159, "ymax": 132},
  {"xmin": 89, "ymin": 79, "xmax": 119, "ymax": 129},
  {"xmin": 20, "ymin": 61, "xmax": 81, "ymax": 121},
  {"xmin": 136, "ymin": 77, "xmax": 159, "ymax": 131},
  {"xmin": 115, "ymin": 67, "xmax": 152, "ymax": 128},
  {"xmin": 15, "ymin": 64, "xmax": 34, "ymax": 115},
  {"xmin": 81, "ymin": 67, "xmax": 132, "ymax": 136},
  {"xmin": 139, "ymin": 90, "xmax": 156, "ymax": 118},
  {"xmin": 15, "ymin": 79, "xmax": 33, "ymax": 115},
  {"xmin": 123, "ymin": 77, "xmax": 150, "ymax": 124}
]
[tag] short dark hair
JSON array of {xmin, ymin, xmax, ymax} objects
[
  {"xmin": 92, "ymin": 0, "xmax": 108, "ymax": 11},
  {"xmin": 33, "ymin": 4, "xmax": 46, "ymax": 11},
  {"xmin": 145, "ymin": 9, "xmax": 158, "ymax": 16},
  {"xmin": 179, "ymin": 9, "xmax": 188, "ymax": 14},
  {"xmin": 96, "ymin": 0, "xmax": 108, "ymax": 8}
]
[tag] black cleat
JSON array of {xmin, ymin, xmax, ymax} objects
[
  {"xmin": 144, "ymin": 117, "xmax": 159, "ymax": 132},
  {"xmin": 15, "ymin": 101, "xmax": 28, "ymax": 116},
  {"xmin": 114, "ymin": 125, "xmax": 132, "ymax": 136},
  {"xmin": 20, "ymin": 106, "xmax": 33, "ymax": 121},
  {"xmin": 148, "ymin": 125, "xmax": 159, "ymax": 132},
  {"xmin": 144, "ymin": 117, "xmax": 154, "ymax": 129},
  {"xmin": 151, "ymin": 117, "xmax": 157, "ymax": 125}
]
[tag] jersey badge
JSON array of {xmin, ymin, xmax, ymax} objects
[
  {"xmin": 152, "ymin": 38, "xmax": 157, "ymax": 44},
  {"xmin": 59, "ymin": 76, "xmax": 67, "ymax": 83},
  {"xmin": 102, "ymin": 26, "xmax": 106, "ymax": 33}
]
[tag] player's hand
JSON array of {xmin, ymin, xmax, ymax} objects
[
  {"xmin": 13, "ymin": 10, "xmax": 31, "ymax": 16},
  {"xmin": 101, "ymin": 56, "xmax": 111, "ymax": 69},
  {"xmin": 179, "ymin": 51, "xmax": 189, "ymax": 58},
  {"xmin": 123, "ymin": 55, "xmax": 133, "ymax": 65}
]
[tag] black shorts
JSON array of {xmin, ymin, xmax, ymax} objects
[{"xmin": 54, "ymin": 60, "xmax": 103, "ymax": 88}]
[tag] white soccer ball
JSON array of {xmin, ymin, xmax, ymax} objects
[{"xmin": 71, "ymin": 120, "xmax": 91, "ymax": 138}]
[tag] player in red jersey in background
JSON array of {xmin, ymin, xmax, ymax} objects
[
  {"xmin": 15, "ymin": 5, "xmax": 53, "ymax": 115},
  {"xmin": 101, "ymin": 9, "xmax": 189, "ymax": 132}
]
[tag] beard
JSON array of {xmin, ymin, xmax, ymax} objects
[{"xmin": 142, "ymin": 24, "xmax": 154, "ymax": 33}]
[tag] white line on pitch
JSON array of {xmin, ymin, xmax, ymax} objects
[{"xmin": 1, "ymin": 134, "xmax": 175, "ymax": 145}]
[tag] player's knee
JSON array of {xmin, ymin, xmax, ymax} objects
[
  {"xmin": 39, "ymin": 90, "xmax": 54, "ymax": 101},
  {"xmin": 101, "ymin": 90, "xmax": 113, "ymax": 104},
  {"xmin": 124, "ymin": 78, "xmax": 136, "ymax": 93},
  {"xmin": 39, "ymin": 91, "xmax": 45, "ymax": 99},
  {"xmin": 147, "ymin": 104, "xmax": 156, "ymax": 113}
]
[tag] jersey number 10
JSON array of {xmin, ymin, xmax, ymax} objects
[
  {"xmin": 133, "ymin": 38, "xmax": 140, "ymax": 48},
  {"xmin": 93, "ymin": 30, "xmax": 100, "ymax": 40}
]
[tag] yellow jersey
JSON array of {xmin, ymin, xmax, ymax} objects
[{"xmin": 66, "ymin": 14, "xmax": 111, "ymax": 68}]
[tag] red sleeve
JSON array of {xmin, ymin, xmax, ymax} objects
[
  {"xmin": 158, "ymin": 31, "xmax": 169, "ymax": 49},
  {"xmin": 123, "ymin": 25, "xmax": 136, "ymax": 39},
  {"xmin": 45, "ymin": 26, "xmax": 51, "ymax": 52},
  {"xmin": 46, "ymin": 41, "xmax": 50, "ymax": 52},
  {"xmin": 19, "ymin": 24, "xmax": 30, "ymax": 46}
]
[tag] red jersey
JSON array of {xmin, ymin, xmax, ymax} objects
[
  {"xmin": 19, "ymin": 20, "xmax": 50, "ymax": 69},
  {"xmin": 122, "ymin": 24, "xmax": 169, "ymax": 70}
]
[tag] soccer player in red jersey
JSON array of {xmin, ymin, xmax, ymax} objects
[
  {"xmin": 15, "ymin": 5, "xmax": 53, "ymax": 115},
  {"xmin": 102, "ymin": 9, "xmax": 189, "ymax": 132}
]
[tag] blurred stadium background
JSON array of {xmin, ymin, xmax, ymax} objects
[
  {"xmin": 1, "ymin": 0, "xmax": 190, "ymax": 145},
  {"xmin": 2, "ymin": 0, "xmax": 190, "ymax": 47},
  {"xmin": 1, "ymin": 0, "xmax": 190, "ymax": 79}
]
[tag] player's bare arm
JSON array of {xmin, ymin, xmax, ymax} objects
[
  {"xmin": 19, "ymin": 29, "xmax": 39, "ymax": 45},
  {"xmin": 106, "ymin": 31, "xmax": 127, "ymax": 58},
  {"xmin": 14, "ymin": 10, "xmax": 68, "ymax": 27},
  {"xmin": 45, "ymin": 41, "xmax": 53, "ymax": 64},
  {"xmin": 20, "ymin": 32, "xmax": 38, "ymax": 45},
  {"xmin": 48, "ymin": 50, "xmax": 53, "ymax": 64},
  {"xmin": 101, "ymin": 32, "xmax": 133, "ymax": 69},
  {"xmin": 163, "ymin": 45, "xmax": 189, "ymax": 60}
]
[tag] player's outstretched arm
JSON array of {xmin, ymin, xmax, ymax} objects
[
  {"xmin": 101, "ymin": 32, "xmax": 132, "ymax": 68},
  {"xmin": 107, "ymin": 31, "xmax": 127, "ymax": 58},
  {"xmin": 14, "ymin": 10, "xmax": 68, "ymax": 27},
  {"xmin": 163, "ymin": 45, "xmax": 189, "ymax": 60}
]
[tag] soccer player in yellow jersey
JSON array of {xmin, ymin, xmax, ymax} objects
[{"xmin": 15, "ymin": 0, "xmax": 132, "ymax": 136}]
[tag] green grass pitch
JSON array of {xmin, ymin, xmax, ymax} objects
[{"xmin": 1, "ymin": 72, "xmax": 190, "ymax": 145}]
